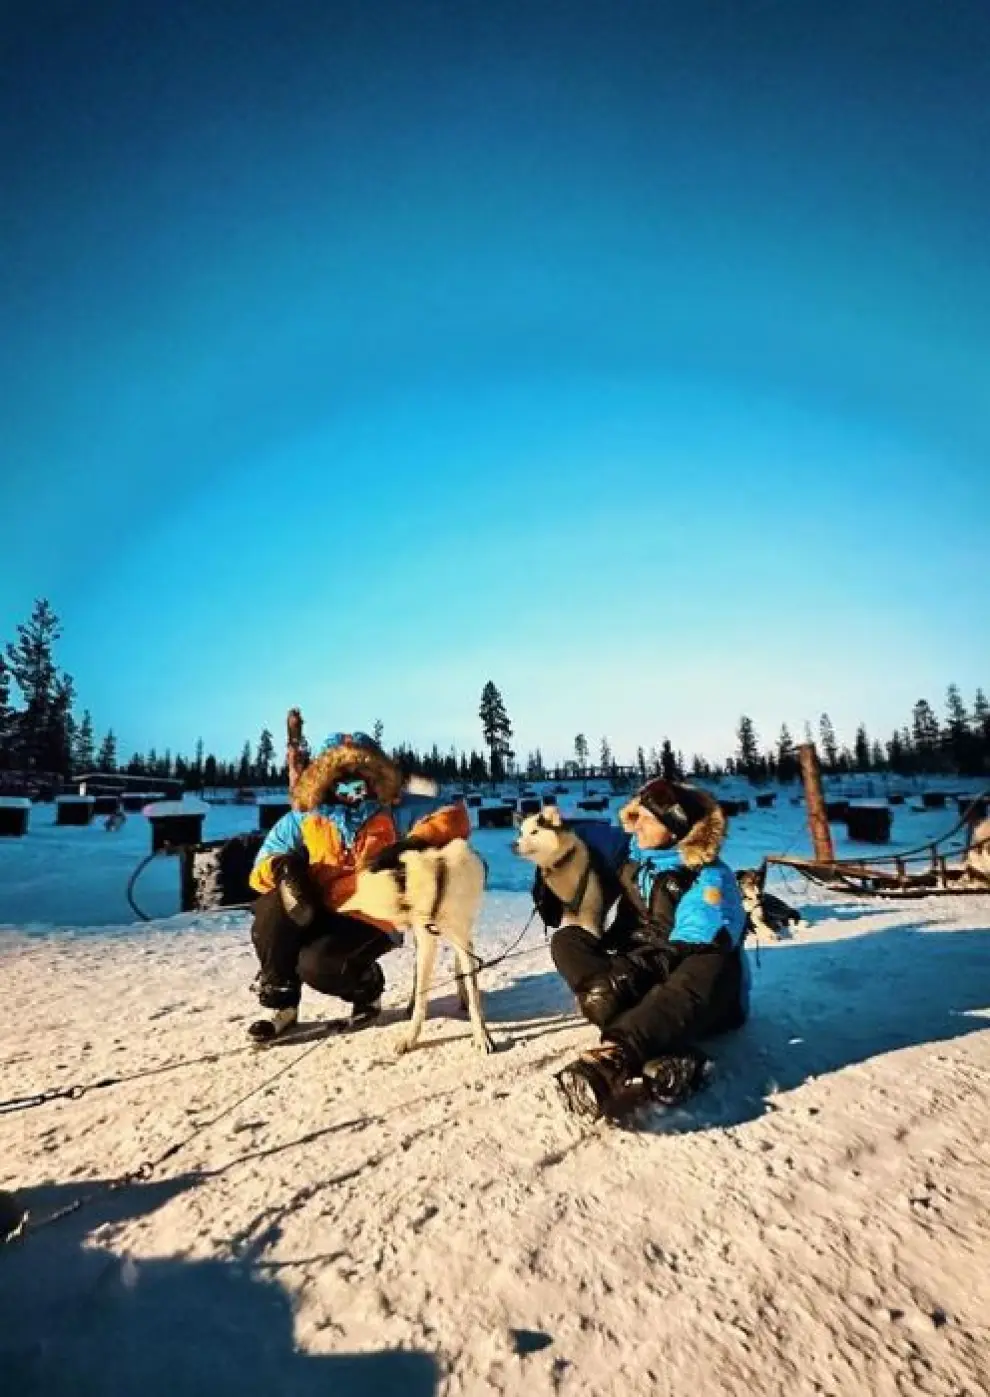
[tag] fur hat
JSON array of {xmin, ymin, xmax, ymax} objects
[
  {"xmin": 618, "ymin": 778, "xmax": 726, "ymax": 868},
  {"xmin": 292, "ymin": 732, "xmax": 403, "ymax": 811}
]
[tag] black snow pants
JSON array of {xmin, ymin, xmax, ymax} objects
[
  {"xmin": 251, "ymin": 890, "xmax": 396, "ymax": 1009},
  {"xmin": 550, "ymin": 925, "xmax": 746, "ymax": 1065}
]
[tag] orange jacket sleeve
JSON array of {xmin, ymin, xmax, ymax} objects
[{"xmin": 407, "ymin": 800, "xmax": 471, "ymax": 847}]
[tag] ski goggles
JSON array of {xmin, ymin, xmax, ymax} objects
[{"xmin": 332, "ymin": 778, "xmax": 369, "ymax": 805}]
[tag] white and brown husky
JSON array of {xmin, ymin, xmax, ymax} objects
[
  {"xmin": 340, "ymin": 838, "xmax": 494, "ymax": 1055},
  {"xmin": 511, "ymin": 806, "xmax": 609, "ymax": 936}
]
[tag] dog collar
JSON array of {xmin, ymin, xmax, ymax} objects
[{"xmin": 549, "ymin": 845, "xmax": 578, "ymax": 874}]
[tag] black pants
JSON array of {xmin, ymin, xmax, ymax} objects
[
  {"xmin": 251, "ymin": 890, "xmax": 396, "ymax": 1009},
  {"xmin": 551, "ymin": 925, "xmax": 746, "ymax": 1065}
]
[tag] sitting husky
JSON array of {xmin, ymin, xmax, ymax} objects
[
  {"xmin": 339, "ymin": 838, "xmax": 494, "ymax": 1055},
  {"xmin": 511, "ymin": 807, "xmax": 613, "ymax": 936},
  {"xmin": 736, "ymin": 865, "xmax": 806, "ymax": 938}
]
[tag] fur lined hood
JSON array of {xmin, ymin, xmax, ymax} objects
[
  {"xmin": 292, "ymin": 736, "xmax": 403, "ymax": 812},
  {"xmin": 619, "ymin": 782, "xmax": 726, "ymax": 869}
]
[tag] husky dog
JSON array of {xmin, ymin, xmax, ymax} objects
[
  {"xmin": 736, "ymin": 865, "xmax": 805, "ymax": 938},
  {"xmin": 511, "ymin": 807, "xmax": 608, "ymax": 936},
  {"xmin": 339, "ymin": 838, "xmax": 494, "ymax": 1055},
  {"xmin": 964, "ymin": 818, "xmax": 990, "ymax": 884}
]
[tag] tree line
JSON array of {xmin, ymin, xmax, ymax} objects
[{"xmin": 1, "ymin": 603, "xmax": 986, "ymax": 795}]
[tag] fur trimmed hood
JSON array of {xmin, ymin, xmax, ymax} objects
[
  {"xmin": 619, "ymin": 781, "xmax": 726, "ymax": 868},
  {"xmin": 292, "ymin": 736, "xmax": 403, "ymax": 811}
]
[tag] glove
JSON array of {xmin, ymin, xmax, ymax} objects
[
  {"xmin": 269, "ymin": 851, "xmax": 308, "ymax": 883},
  {"xmin": 270, "ymin": 852, "xmax": 315, "ymax": 928},
  {"xmin": 367, "ymin": 836, "xmax": 432, "ymax": 873},
  {"xmin": 532, "ymin": 870, "xmax": 564, "ymax": 929}
]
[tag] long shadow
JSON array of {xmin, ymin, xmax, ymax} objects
[
  {"xmin": 0, "ymin": 1174, "xmax": 439, "ymax": 1397},
  {"xmin": 649, "ymin": 916, "xmax": 990, "ymax": 1136}
]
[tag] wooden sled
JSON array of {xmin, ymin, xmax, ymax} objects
[{"xmin": 766, "ymin": 794, "xmax": 990, "ymax": 900}]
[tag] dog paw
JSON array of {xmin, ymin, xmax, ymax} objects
[{"xmin": 395, "ymin": 1034, "xmax": 417, "ymax": 1055}]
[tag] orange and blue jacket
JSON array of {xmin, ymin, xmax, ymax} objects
[{"xmin": 249, "ymin": 794, "xmax": 470, "ymax": 916}]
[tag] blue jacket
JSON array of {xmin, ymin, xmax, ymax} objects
[{"xmin": 624, "ymin": 840, "xmax": 747, "ymax": 949}]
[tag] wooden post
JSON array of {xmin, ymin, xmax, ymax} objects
[
  {"xmin": 286, "ymin": 708, "xmax": 309, "ymax": 795},
  {"xmin": 798, "ymin": 742, "xmax": 835, "ymax": 863}
]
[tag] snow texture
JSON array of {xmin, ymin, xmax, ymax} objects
[{"xmin": 1, "ymin": 788, "xmax": 989, "ymax": 1395}]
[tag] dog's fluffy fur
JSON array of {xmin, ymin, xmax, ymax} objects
[
  {"xmin": 736, "ymin": 865, "xmax": 806, "ymax": 938},
  {"xmin": 511, "ymin": 806, "xmax": 607, "ymax": 936},
  {"xmin": 339, "ymin": 838, "xmax": 494, "ymax": 1054}
]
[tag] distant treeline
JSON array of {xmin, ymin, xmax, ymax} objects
[{"xmin": 1, "ymin": 601, "xmax": 987, "ymax": 792}]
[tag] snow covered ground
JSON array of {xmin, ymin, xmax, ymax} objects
[
  {"xmin": 1, "ymin": 795, "xmax": 988, "ymax": 1395},
  {"xmin": 0, "ymin": 785, "xmax": 980, "ymax": 931}
]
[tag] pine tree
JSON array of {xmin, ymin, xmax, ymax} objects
[
  {"xmin": 479, "ymin": 682, "xmax": 513, "ymax": 782},
  {"xmin": 943, "ymin": 684, "xmax": 972, "ymax": 772},
  {"xmin": 870, "ymin": 739, "xmax": 885, "ymax": 770},
  {"xmin": 636, "ymin": 747, "xmax": 647, "ymax": 781},
  {"xmin": 973, "ymin": 688, "xmax": 990, "ymax": 772},
  {"xmin": 854, "ymin": 723, "xmax": 870, "ymax": 772},
  {"xmin": 818, "ymin": 714, "xmax": 838, "ymax": 773},
  {"xmin": 238, "ymin": 741, "xmax": 252, "ymax": 784},
  {"xmin": 736, "ymin": 715, "xmax": 759, "ymax": 780},
  {"xmin": 203, "ymin": 753, "xmax": 218, "ymax": 789},
  {"xmin": 72, "ymin": 710, "xmax": 95, "ymax": 773},
  {"xmin": 574, "ymin": 733, "xmax": 589, "ymax": 773},
  {"xmin": 777, "ymin": 724, "xmax": 798, "ymax": 783},
  {"xmin": 660, "ymin": 739, "xmax": 680, "ymax": 781},
  {"xmin": 911, "ymin": 699, "xmax": 940, "ymax": 773},
  {"xmin": 973, "ymin": 688, "xmax": 989, "ymax": 737},
  {"xmin": 97, "ymin": 729, "xmax": 117, "ymax": 773},
  {"xmin": 5, "ymin": 598, "xmax": 73, "ymax": 773},
  {"xmin": 373, "ymin": 719, "xmax": 384, "ymax": 747},
  {"xmin": 599, "ymin": 737, "xmax": 612, "ymax": 777},
  {"xmin": 256, "ymin": 727, "xmax": 275, "ymax": 782},
  {"xmin": 0, "ymin": 653, "xmax": 11, "ymax": 770}
]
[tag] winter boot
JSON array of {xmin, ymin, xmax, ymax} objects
[
  {"xmin": 554, "ymin": 1041, "xmax": 635, "ymax": 1120},
  {"xmin": 642, "ymin": 1048, "xmax": 713, "ymax": 1107},
  {"xmin": 248, "ymin": 1007, "xmax": 299, "ymax": 1044},
  {"xmin": 348, "ymin": 962, "xmax": 385, "ymax": 1029}
]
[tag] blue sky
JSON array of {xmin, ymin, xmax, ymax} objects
[{"xmin": 1, "ymin": 0, "xmax": 987, "ymax": 767}]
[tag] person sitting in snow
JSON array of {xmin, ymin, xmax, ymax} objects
[
  {"xmin": 247, "ymin": 731, "xmax": 470, "ymax": 1043},
  {"xmin": 546, "ymin": 778, "xmax": 749, "ymax": 1118}
]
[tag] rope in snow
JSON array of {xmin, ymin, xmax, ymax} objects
[
  {"xmin": 3, "ymin": 904, "xmax": 551, "ymax": 1241},
  {"xmin": 22, "ymin": 1029, "xmax": 342, "ymax": 1237},
  {"xmin": 0, "ymin": 1046, "xmax": 253, "ymax": 1117}
]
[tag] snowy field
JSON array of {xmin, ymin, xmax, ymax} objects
[
  {"xmin": 0, "ymin": 784, "xmax": 981, "ymax": 932},
  {"xmin": 1, "ymin": 791, "xmax": 989, "ymax": 1395}
]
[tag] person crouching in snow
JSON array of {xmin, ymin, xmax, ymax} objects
[
  {"xmin": 551, "ymin": 779, "xmax": 748, "ymax": 1119},
  {"xmin": 247, "ymin": 731, "xmax": 470, "ymax": 1043}
]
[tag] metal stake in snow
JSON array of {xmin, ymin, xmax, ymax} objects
[{"xmin": 798, "ymin": 741, "xmax": 834, "ymax": 863}]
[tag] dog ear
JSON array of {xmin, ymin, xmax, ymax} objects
[{"xmin": 540, "ymin": 805, "xmax": 563, "ymax": 828}]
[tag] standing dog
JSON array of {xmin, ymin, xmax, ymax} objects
[
  {"xmin": 339, "ymin": 838, "xmax": 494, "ymax": 1055},
  {"xmin": 511, "ymin": 807, "xmax": 609, "ymax": 936}
]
